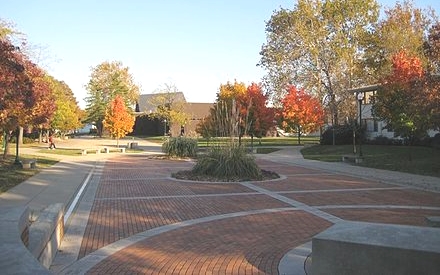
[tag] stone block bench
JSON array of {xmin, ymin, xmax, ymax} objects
[
  {"xmin": 127, "ymin": 142, "xmax": 138, "ymax": 149},
  {"xmin": 28, "ymin": 203, "xmax": 64, "ymax": 268},
  {"xmin": 81, "ymin": 148, "xmax": 101, "ymax": 155},
  {"xmin": 312, "ymin": 221, "xmax": 440, "ymax": 275},
  {"xmin": 342, "ymin": 154, "xmax": 363, "ymax": 164},
  {"xmin": 425, "ymin": 216, "xmax": 440, "ymax": 227},
  {"xmin": 21, "ymin": 159, "xmax": 37, "ymax": 169},
  {"xmin": 103, "ymin": 147, "xmax": 126, "ymax": 153}
]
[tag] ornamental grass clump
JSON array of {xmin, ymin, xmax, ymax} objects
[
  {"xmin": 162, "ymin": 137, "xmax": 198, "ymax": 158},
  {"xmin": 192, "ymin": 144, "xmax": 262, "ymax": 181}
]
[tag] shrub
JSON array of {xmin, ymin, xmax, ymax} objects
[
  {"xmin": 162, "ymin": 137, "xmax": 198, "ymax": 158},
  {"xmin": 192, "ymin": 145, "xmax": 262, "ymax": 181},
  {"xmin": 321, "ymin": 124, "xmax": 363, "ymax": 145},
  {"xmin": 431, "ymin": 133, "xmax": 440, "ymax": 149}
]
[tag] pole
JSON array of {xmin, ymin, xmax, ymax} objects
[
  {"xmin": 14, "ymin": 127, "xmax": 20, "ymax": 165},
  {"xmin": 358, "ymin": 98, "xmax": 363, "ymax": 157}
]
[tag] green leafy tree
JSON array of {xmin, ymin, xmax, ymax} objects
[
  {"xmin": 85, "ymin": 61, "xmax": 140, "ymax": 137},
  {"xmin": 366, "ymin": 0, "xmax": 436, "ymax": 81},
  {"xmin": 147, "ymin": 83, "xmax": 189, "ymax": 136},
  {"xmin": 49, "ymin": 77, "xmax": 82, "ymax": 137},
  {"xmin": 259, "ymin": 0, "xmax": 379, "ymax": 125},
  {"xmin": 103, "ymin": 95, "xmax": 135, "ymax": 147}
]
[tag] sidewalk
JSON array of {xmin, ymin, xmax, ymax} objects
[
  {"xmin": 0, "ymin": 137, "xmax": 162, "ymax": 217},
  {"xmin": 258, "ymin": 146, "xmax": 440, "ymax": 192}
]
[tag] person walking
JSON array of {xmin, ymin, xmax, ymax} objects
[{"xmin": 48, "ymin": 133, "xmax": 56, "ymax": 149}]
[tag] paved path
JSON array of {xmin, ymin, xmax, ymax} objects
[{"xmin": 40, "ymin": 145, "xmax": 440, "ymax": 274}]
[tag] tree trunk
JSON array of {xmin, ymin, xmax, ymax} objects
[
  {"xmin": 2, "ymin": 132, "xmax": 11, "ymax": 159},
  {"xmin": 297, "ymin": 125, "xmax": 301, "ymax": 145},
  {"xmin": 19, "ymin": 127, "xmax": 23, "ymax": 145}
]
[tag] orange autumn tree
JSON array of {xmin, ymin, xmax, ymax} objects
[
  {"xmin": 103, "ymin": 95, "xmax": 134, "ymax": 147},
  {"xmin": 373, "ymin": 50, "xmax": 429, "ymax": 143},
  {"xmin": 280, "ymin": 85, "xmax": 324, "ymax": 144}
]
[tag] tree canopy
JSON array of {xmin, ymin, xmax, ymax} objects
[
  {"xmin": 85, "ymin": 61, "xmax": 140, "ymax": 136},
  {"xmin": 146, "ymin": 83, "xmax": 189, "ymax": 135},
  {"xmin": 279, "ymin": 85, "xmax": 325, "ymax": 144},
  {"xmin": 259, "ymin": 0, "xmax": 380, "ymax": 125},
  {"xmin": 196, "ymin": 81, "xmax": 274, "ymax": 142}
]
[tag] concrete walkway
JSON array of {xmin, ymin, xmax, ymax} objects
[{"xmin": 1, "ymin": 140, "xmax": 439, "ymax": 274}]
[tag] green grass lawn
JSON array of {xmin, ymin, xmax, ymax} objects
[
  {"xmin": 0, "ymin": 154, "xmax": 59, "ymax": 193},
  {"xmin": 301, "ymin": 144, "xmax": 440, "ymax": 178},
  {"xmin": 143, "ymin": 136, "xmax": 320, "ymax": 147}
]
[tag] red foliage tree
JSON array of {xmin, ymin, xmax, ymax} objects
[
  {"xmin": 373, "ymin": 49, "xmax": 435, "ymax": 141},
  {"xmin": 0, "ymin": 39, "xmax": 36, "ymax": 158},
  {"xmin": 280, "ymin": 85, "xmax": 325, "ymax": 144},
  {"xmin": 236, "ymin": 83, "xmax": 274, "ymax": 144}
]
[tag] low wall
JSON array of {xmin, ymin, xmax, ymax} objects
[
  {"xmin": 0, "ymin": 207, "xmax": 50, "ymax": 274},
  {"xmin": 0, "ymin": 204, "xmax": 65, "ymax": 274},
  {"xmin": 312, "ymin": 221, "xmax": 440, "ymax": 275},
  {"xmin": 29, "ymin": 203, "xmax": 65, "ymax": 269}
]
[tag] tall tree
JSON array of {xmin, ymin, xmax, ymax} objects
[
  {"xmin": 103, "ymin": 95, "xmax": 135, "ymax": 147},
  {"xmin": 259, "ymin": 0, "xmax": 379, "ymax": 125},
  {"xmin": 49, "ymin": 77, "xmax": 82, "ymax": 137},
  {"xmin": 280, "ymin": 85, "xmax": 325, "ymax": 144},
  {"xmin": 0, "ymin": 38, "xmax": 34, "ymax": 158},
  {"xmin": 366, "ymin": 0, "xmax": 436, "ymax": 80},
  {"xmin": 85, "ymin": 61, "xmax": 140, "ymax": 136}
]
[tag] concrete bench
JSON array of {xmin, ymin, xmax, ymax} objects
[
  {"xmin": 21, "ymin": 159, "xmax": 37, "ymax": 169},
  {"xmin": 28, "ymin": 203, "xmax": 64, "ymax": 268},
  {"xmin": 127, "ymin": 142, "xmax": 138, "ymax": 149},
  {"xmin": 81, "ymin": 148, "xmax": 101, "ymax": 155},
  {"xmin": 342, "ymin": 154, "xmax": 363, "ymax": 164},
  {"xmin": 103, "ymin": 147, "xmax": 126, "ymax": 154},
  {"xmin": 425, "ymin": 216, "xmax": 440, "ymax": 227},
  {"xmin": 312, "ymin": 221, "xmax": 440, "ymax": 275}
]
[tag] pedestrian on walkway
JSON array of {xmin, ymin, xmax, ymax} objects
[{"xmin": 48, "ymin": 133, "xmax": 56, "ymax": 149}]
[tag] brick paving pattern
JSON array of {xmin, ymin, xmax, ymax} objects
[
  {"xmin": 87, "ymin": 211, "xmax": 331, "ymax": 275},
  {"xmin": 70, "ymin": 154, "xmax": 440, "ymax": 274}
]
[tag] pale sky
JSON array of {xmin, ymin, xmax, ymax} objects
[{"xmin": 2, "ymin": 1, "xmax": 439, "ymax": 109}]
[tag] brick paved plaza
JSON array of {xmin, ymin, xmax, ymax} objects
[{"xmin": 55, "ymin": 154, "xmax": 440, "ymax": 274}]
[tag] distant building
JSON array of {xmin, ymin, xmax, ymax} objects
[{"xmin": 133, "ymin": 92, "xmax": 213, "ymax": 136}]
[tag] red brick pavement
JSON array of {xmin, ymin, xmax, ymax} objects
[
  {"xmin": 287, "ymin": 188, "xmax": 440, "ymax": 207},
  {"xmin": 325, "ymin": 208, "xmax": 440, "ymax": 227},
  {"xmin": 87, "ymin": 211, "xmax": 332, "ymax": 275},
  {"xmin": 77, "ymin": 155, "xmax": 440, "ymax": 274},
  {"xmin": 79, "ymin": 195, "xmax": 291, "ymax": 257}
]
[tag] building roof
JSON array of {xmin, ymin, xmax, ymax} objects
[{"xmin": 136, "ymin": 92, "xmax": 212, "ymax": 120}]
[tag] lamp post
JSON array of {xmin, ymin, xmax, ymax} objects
[
  {"xmin": 14, "ymin": 127, "xmax": 21, "ymax": 165},
  {"xmin": 357, "ymin": 92, "xmax": 364, "ymax": 157},
  {"xmin": 163, "ymin": 119, "xmax": 167, "ymax": 136}
]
